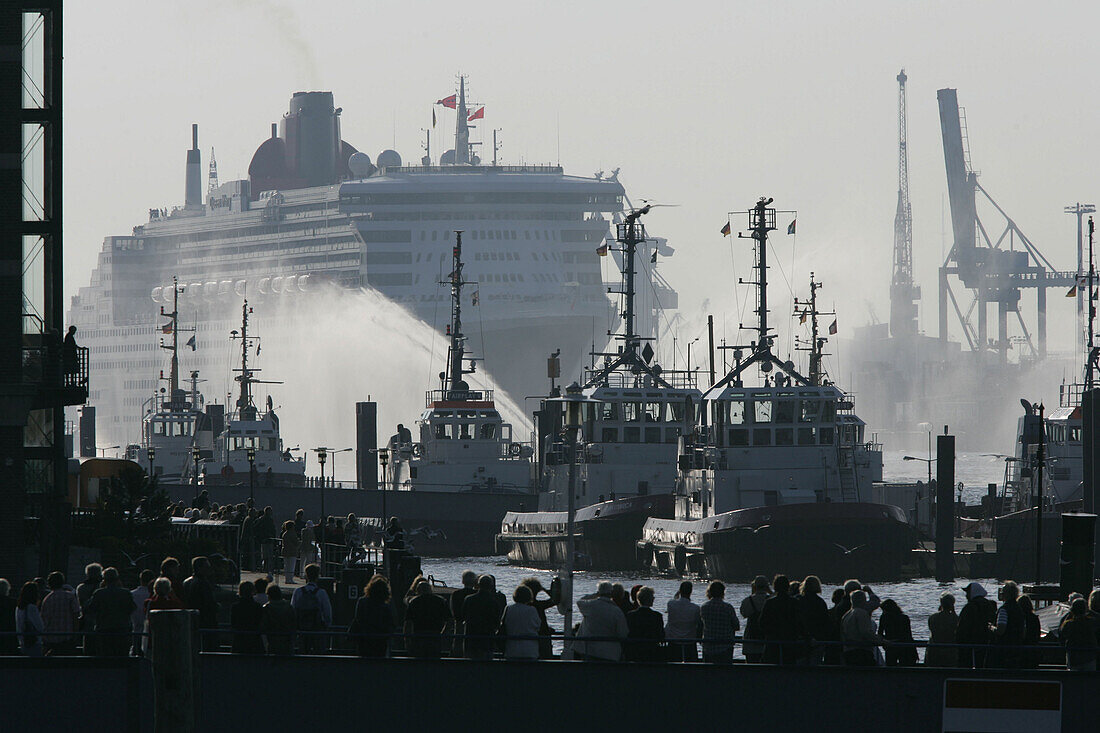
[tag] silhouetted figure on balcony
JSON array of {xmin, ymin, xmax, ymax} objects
[{"xmin": 63, "ymin": 326, "xmax": 79, "ymax": 378}]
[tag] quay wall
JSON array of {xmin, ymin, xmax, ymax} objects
[
  {"xmin": 164, "ymin": 484, "xmax": 535, "ymax": 555},
  {"xmin": 1, "ymin": 655, "xmax": 1098, "ymax": 731}
]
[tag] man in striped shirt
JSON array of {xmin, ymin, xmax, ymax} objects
[
  {"xmin": 40, "ymin": 572, "xmax": 80, "ymax": 655},
  {"xmin": 700, "ymin": 581, "xmax": 740, "ymax": 663}
]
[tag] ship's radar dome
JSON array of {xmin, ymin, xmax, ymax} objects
[
  {"xmin": 377, "ymin": 149, "xmax": 401, "ymax": 169},
  {"xmin": 151, "ymin": 286, "xmax": 162, "ymax": 303},
  {"xmin": 348, "ymin": 152, "xmax": 373, "ymax": 178},
  {"xmin": 440, "ymin": 149, "xmax": 456, "ymax": 165}
]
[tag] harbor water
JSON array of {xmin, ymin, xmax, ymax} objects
[{"xmin": 421, "ymin": 451, "xmax": 1008, "ymax": 651}]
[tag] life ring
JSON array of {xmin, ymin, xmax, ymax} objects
[
  {"xmin": 641, "ymin": 541, "xmax": 655, "ymax": 568},
  {"xmin": 411, "ymin": 443, "xmax": 422, "ymax": 458},
  {"xmin": 673, "ymin": 544, "xmax": 687, "ymax": 575},
  {"xmin": 221, "ymin": 465, "xmax": 234, "ymax": 478},
  {"xmin": 509, "ymin": 443, "xmax": 522, "ymax": 457}
]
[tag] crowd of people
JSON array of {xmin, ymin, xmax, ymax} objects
[{"xmin": 4, "ymin": 528, "xmax": 1100, "ymax": 669}]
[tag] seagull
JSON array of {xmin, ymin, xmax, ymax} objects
[
  {"xmin": 119, "ymin": 550, "xmax": 150, "ymax": 568},
  {"xmin": 833, "ymin": 543, "xmax": 867, "ymax": 555}
]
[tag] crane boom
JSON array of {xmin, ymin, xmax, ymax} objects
[{"xmin": 890, "ymin": 69, "xmax": 920, "ymax": 336}]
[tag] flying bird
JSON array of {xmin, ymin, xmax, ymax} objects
[{"xmin": 833, "ymin": 543, "xmax": 867, "ymax": 555}]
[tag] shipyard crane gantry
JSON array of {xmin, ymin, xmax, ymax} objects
[
  {"xmin": 937, "ymin": 88, "xmax": 1075, "ymax": 362},
  {"xmin": 890, "ymin": 70, "xmax": 920, "ymax": 337}
]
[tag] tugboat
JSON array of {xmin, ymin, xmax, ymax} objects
[
  {"xmin": 387, "ymin": 231, "xmax": 534, "ymax": 495},
  {"xmin": 497, "ymin": 206, "xmax": 695, "ymax": 569},
  {"xmin": 141, "ymin": 277, "xmax": 210, "ymax": 483},
  {"xmin": 201, "ymin": 301, "xmax": 305, "ymax": 488},
  {"xmin": 639, "ymin": 197, "xmax": 916, "ymax": 581}
]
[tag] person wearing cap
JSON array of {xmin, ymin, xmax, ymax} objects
[
  {"xmin": 576, "ymin": 582, "xmax": 628, "ymax": 662},
  {"xmin": 956, "ymin": 582, "xmax": 996, "ymax": 668}
]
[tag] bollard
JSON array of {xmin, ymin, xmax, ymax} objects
[
  {"xmin": 935, "ymin": 430, "xmax": 955, "ymax": 582},
  {"xmin": 149, "ymin": 609, "xmax": 200, "ymax": 733},
  {"xmin": 1059, "ymin": 513, "xmax": 1096, "ymax": 601}
]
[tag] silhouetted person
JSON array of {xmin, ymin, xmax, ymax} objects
[
  {"xmin": 349, "ymin": 575, "xmax": 395, "ymax": 657},
  {"xmin": 384, "ymin": 517, "xmax": 406, "ymax": 550},
  {"xmin": 404, "ymin": 580, "xmax": 450, "ymax": 659},
  {"xmin": 665, "ymin": 581, "xmax": 701, "ymax": 662},
  {"xmin": 521, "ymin": 577, "xmax": 560, "ymax": 659},
  {"xmin": 500, "ymin": 585, "xmax": 541, "ymax": 660},
  {"xmin": 925, "ymin": 593, "xmax": 958, "ymax": 668},
  {"xmin": 700, "ymin": 581, "xmax": 739, "ymax": 664},
  {"xmin": 992, "ymin": 580, "xmax": 1025, "ymax": 669},
  {"xmin": 798, "ymin": 576, "xmax": 831, "ymax": 665},
  {"xmin": 259, "ymin": 585, "xmax": 295, "ymax": 655},
  {"xmin": 1060, "ymin": 598, "xmax": 1098, "ymax": 671},
  {"xmin": 231, "ymin": 581, "xmax": 264, "ymax": 654},
  {"xmin": 451, "ymin": 570, "xmax": 478, "ymax": 655},
  {"xmin": 879, "ymin": 599, "xmax": 917, "ymax": 666},
  {"xmin": 182, "ymin": 557, "xmax": 218, "ymax": 649},
  {"xmin": 463, "ymin": 575, "xmax": 504, "ymax": 660},
  {"xmin": 84, "ymin": 567, "xmax": 135, "ymax": 657},
  {"xmin": 626, "ymin": 586, "xmax": 665, "ymax": 662},
  {"xmin": 0, "ymin": 579, "xmax": 17, "ymax": 656},
  {"xmin": 63, "ymin": 326, "xmax": 79, "ymax": 376},
  {"xmin": 1019, "ymin": 595, "xmax": 1041, "ymax": 669},
  {"xmin": 759, "ymin": 575, "xmax": 801, "ymax": 665},
  {"xmin": 956, "ymin": 582, "xmax": 996, "ymax": 668},
  {"xmin": 291, "ymin": 563, "xmax": 332, "ymax": 654}
]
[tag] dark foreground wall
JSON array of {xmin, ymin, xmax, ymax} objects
[
  {"xmin": 1, "ymin": 654, "xmax": 1098, "ymax": 731},
  {"xmin": 0, "ymin": 657, "xmax": 151, "ymax": 732},
  {"xmin": 199, "ymin": 655, "xmax": 1095, "ymax": 732},
  {"xmin": 165, "ymin": 484, "xmax": 535, "ymax": 555}
]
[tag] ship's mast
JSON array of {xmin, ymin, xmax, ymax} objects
[
  {"xmin": 1088, "ymin": 216, "xmax": 1097, "ymax": 390},
  {"xmin": 794, "ymin": 273, "xmax": 835, "ymax": 386},
  {"xmin": 234, "ymin": 300, "xmax": 255, "ymax": 419},
  {"xmin": 584, "ymin": 206, "xmax": 673, "ymax": 389},
  {"xmin": 443, "ymin": 231, "xmax": 476, "ymax": 394},
  {"xmin": 455, "ymin": 76, "xmax": 470, "ymax": 165}
]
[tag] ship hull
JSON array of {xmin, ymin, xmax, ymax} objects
[
  {"xmin": 497, "ymin": 494, "xmax": 675, "ymax": 570},
  {"xmin": 700, "ymin": 502, "xmax": 917, "ymax": 582},
  {"xmin": 164, "ymin": 483, "xmax": 536, "ymax": 557}
]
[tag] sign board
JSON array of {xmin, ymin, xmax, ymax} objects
[{"xmin": 943, "ymin": 679, "xmax": 1061, "ymax": 732}]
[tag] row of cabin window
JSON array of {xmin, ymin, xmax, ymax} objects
[
  {"xmin": 1047, "ymin": 423, "xmax": 1081, "ymax": 444},
  {"xmin": 724, "ymin": 426, "xmax": 835, "ymax": 447},
  {"xmin": 230, "ymin": 436, "xmax": 280, "ymax": 451},
  {"xmin": 150, "ymin": 421, "xmax": 194, "ymax": 437},
  {"xmin": 598, "ymin": 401, "xmax": 689, "ymax": 424},
  {"xmin": 601, "ymin": 426, "xmax": 683, "ymax": 444},
  {"xmin": 434, "ymin": 423, "xmax": 498, "ymax": 440},
  {"xmin": 714, "ymin": 398, "xmax": 837, "ymax": 426}
]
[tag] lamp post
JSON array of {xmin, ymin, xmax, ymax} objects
[
  {"xmin": 330, "ymin": 447, "xmax": 352, "ymax": 489},
  {"xmin": 686, "ymin": 336, "xmax": 700, "ymax": 379},
  {"xmin": 550, "ymin": 381, "xmax": 601, "ymax": 652},
  {"xmin": 192, "ymin": 444, "xmax": 202, "ymax": 501},
  {"xmin": 377, "ymin": 448, "xmax": 390, "ymax": 525},
  {"xmin": 313, "ymin": 447, "xmax": 328, "ymax": 551},
  {"xmin": 246, "ymin": 445, "xmax": 256, "ymax": 505},
  {"xmin": 902, "ymin": 455, "xmax": 935, "ymax": 486},
  {"xmin": 147, "ymin": 446, "xmax": 156, "ymax": 480}
]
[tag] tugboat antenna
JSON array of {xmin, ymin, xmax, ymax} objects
[{"xmin": 442, "ymin": 231, "xmax": 477, "ymax": 396}]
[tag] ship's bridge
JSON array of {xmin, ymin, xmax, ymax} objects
[
  {"xmin": 703, "ymin": 384, "xmax": 846, "ymax": 449},
  {"xmin": 585, "ymin": 385, "xmax": 700, "ymax": 446}
]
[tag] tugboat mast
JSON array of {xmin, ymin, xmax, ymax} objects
[
  {"xmin": 442, "ymin": 231, "xmax": 477, "ymax": 395},
  {"xmin": 794, "ymin": 273, "xmax": 835, "ymax": 387},
  {"xmin": 159, "ymin": 276, "xmax": 195, "ymax": 406},
  {"xmin": 1088, "ymin": 216, "xmax": 1097, "ymax": 390},
  {"xmin": 584, "ymin": 205, "xmax": 672, "ymax": 388}
]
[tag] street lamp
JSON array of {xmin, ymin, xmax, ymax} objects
[
  {"xmin": 549, "ymin": 381, "xmax": 601, "ymax": 652},
  {"xmin": 147, "ymin": 446, "xmax": 156, "ymax": 480},
  {"xmin": 192, "ymin": 444, "xmax": 202, "ymax": 501},
  {"xmin": 686, "ymin": 337, "xmax": 700, "ymax": 379},
  {"xmin": 313, "ymin": 447, "xmax": 328, "ymax": 552},
  {"xmin": 246, "ymin": 445, "xmax": 256, "ymax": 504},
  {"xmin": 329, "ymin": 447, "xmax": 352, "ymax": 489},
  {"xmin": 902, "ymin": 455, "xmax": 935, "ymax": 486},
  {"xmin": 376, "ymin": 447, "xmax": 390, "ymax": 527}
]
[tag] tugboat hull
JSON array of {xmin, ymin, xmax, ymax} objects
[
  {"xmin": 701, "ymin": 502, "xmax": 916, "ymax": 582},
  {"xmin": 498, "ymin": 494, "xmax": 675, "ymax": 570}
]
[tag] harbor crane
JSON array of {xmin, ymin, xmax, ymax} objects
[{"xmin": 890, "ymin": 70, "xmax": 920, "ymax": 337}]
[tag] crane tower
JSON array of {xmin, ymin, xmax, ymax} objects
[{"xmin": 890, "ymin": 69, "xmax": 919, "ymax": 337}]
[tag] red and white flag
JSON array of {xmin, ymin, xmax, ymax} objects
[
  {"xmin": 467, "ymin": 106, "xmax": 485, "ymax": 122},
  {"xmin": 437, "ymin": 94, "xmax": 457, "ymax": 109}
]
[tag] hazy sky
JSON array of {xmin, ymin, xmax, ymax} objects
[{"xmin": 64, "ymin": 0, "xmax": 1100, "ymax": 357}]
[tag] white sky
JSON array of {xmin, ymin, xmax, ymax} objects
[{"xmin": 63, "ymin": 0, "xmax": 1100, "ymax": 357}]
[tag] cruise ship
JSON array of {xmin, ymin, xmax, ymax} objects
[{"xmin": 67, "ymin": 81, "xmax": 678, "ymax": 450}]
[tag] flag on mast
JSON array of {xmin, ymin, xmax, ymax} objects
[
  {"xmin": 468, "ymin": 106, "xmax": 485, "ymax": 122},
  {"xmin": 1067, "ymin": 284, "xmax": 1078, "ymax": 298},
  {"xmin": 787, "ymin": 219, "xmax": 797, "ymax": 235},
  {"xmin": 720, "ymin": 221, "xmax": 731, "ymax": 236},
  {"xmin": 186, "ymin": 335, "xmax": 196, "ymax": 351},
  {"xmin": 437, "ymin": 94, "xmax": 456, "ymax": 109},
  {"xmin": 161, "ymin": 323, "xmax": 173, "ymax": 334},
  {"xmin": 828, "ymin": 318, "xmax": 838, "ymax": 335},
  {"xmin": 799, "ymin": 311, "xmax": 808, "ymax": 325},
  {"xmin": 432, "ymin": 108, "xmax": 437, "ymax": 128},
  {"xmin": 596, "ymin": 243, "xmax": 608, "ymax": 256}
]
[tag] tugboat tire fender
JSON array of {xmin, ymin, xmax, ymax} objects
[{"xmin": 673, "ymin": 544, "xmax": 687, "ymax": 575}]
